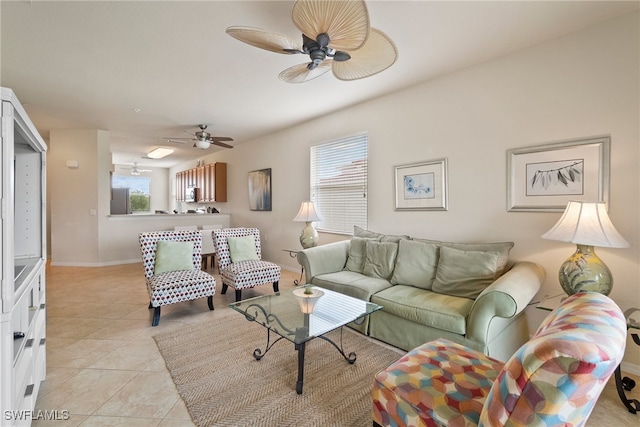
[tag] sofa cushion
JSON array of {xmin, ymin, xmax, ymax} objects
[
  {"xmin": 432, "ymin": 246, "xmax": 500, "ymax": 299},
  {"xmin": 390, "ymin": 239, "xmax": 439, "ymax": 289},
  {"xmin": 363, "ymin": 241, "xmax": 398, "ymax": 280},
  {"xmin": 311, "ymin": 271, "xmax": 392, "ymax": 302},
  {"xmin": 354, "ymin": 226, "xmax": 409, "ymax": 243},
  {"xmin": 439, "ymin": 241, "xmax": 514, "ymax": 276},
  {"xmin": 371, "ymin": 285, "xmax": 473, "ymax": 335},
  {"xmin": 345, "ymin": 236, "xmax": 378, "ymax": 273}
]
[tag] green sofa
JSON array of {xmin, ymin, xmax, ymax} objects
[{"xmin": 296, "ymin": 228, "xmax": 545, "ymax": 362}]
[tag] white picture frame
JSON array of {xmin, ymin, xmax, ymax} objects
[
  {"xmin": 507, "ymin": 136, "xmax": 610, "ymax": 212},
  {"xmin": 394, "ymin": 158, "xmax": 448, "ymax": 211}
]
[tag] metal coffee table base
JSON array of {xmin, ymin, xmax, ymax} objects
[{"xmin": 253, "ymin": 327, "xmax": 357, "ymax": 394}]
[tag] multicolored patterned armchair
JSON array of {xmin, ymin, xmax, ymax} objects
[
  {"xmin": 213, "ymin": 227, "xmax": 281, "ymax": 301},
  {"xmin": 139, "ymin": 230, "xmax": 216, "ymax": 326},
  {"xmin": 372, "ymin": 292, "xmax": 627, "ymax": 427}
]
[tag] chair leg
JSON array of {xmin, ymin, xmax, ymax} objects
[
  {"xmin": 273, "ymin": 281, "xmax": 279, "ymax": 293},
  {"xmin": 151, "ymin": 306, "xmax": 161, "ymax": 327},
  {"xmin": 221, "ymin": 284, "xmax": 228, "ymax": 294},
  {"xmin": 207, "ymin": 295, "xmax": 214, "ymax": 310},
  {"xmin": 235, "ymin": 289, "xmax": 242, "ymax": 301}
]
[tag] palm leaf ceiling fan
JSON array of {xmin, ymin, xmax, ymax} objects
[
  {"xmin": 226, "ymin": 0, "xmax": 398, "ymax": 83},
  {"xmin": 164, "ymin": 125, "xmax": 234, "ymax": 150}
]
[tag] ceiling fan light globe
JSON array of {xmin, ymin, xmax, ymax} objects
[{"xmin": 195, "ymin": 139, "xmax": 210, "ymax": 149}]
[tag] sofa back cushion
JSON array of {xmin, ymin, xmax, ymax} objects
[
  {"xmin": 345, "ymin": 236, "xmax": 378, "ymax": 273},
  {"xmin": 363, "ymin": 241, "xmax": 399, "ymax": 280},
  {"xmin": 439, "ymin": 241, "xmax": 514, "ymax": 276},
  {"xmin": 390, "ymin": 239, "xmax": 439, "ymax": 289},
  {"xmin": 432, "ymin": 246, "xmax": 500, "ymax": 299},
  {"xmin": 354, "ymin": 226, "xmax": 409, "ymax": 243}
]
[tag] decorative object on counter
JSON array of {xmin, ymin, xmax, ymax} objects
[
  {"xmin": 293, "ymin": 285, "xmax": 324, "ymax": 314},
  {"xmin": 541, "ymin": 200, "xmax": 629, "ymax": 296},
  {"xmin": 248, "ymin": 168, "xmax": 272, "ymax": 211},
  {"xmin": 293, "ymin": 201, "xmax": 322, "ymax": 249}
]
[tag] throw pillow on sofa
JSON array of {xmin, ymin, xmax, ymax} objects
[
  {"xmin": 390, "ymin": 239, "xmax": 439, "ymax": 289},
  {"xmin": 345, "ymin": 236, "xmax": 379, "ymax": 273},
  {"xmin": 363, "ymin": 240, "xmax": 398, "ymax": 280},
  {"xmin": 432, "ymin": 246, "xmax": 500, "ymax": 299}
]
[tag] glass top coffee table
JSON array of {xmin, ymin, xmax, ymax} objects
[{"xmin": 229, "ymin": 285, "xmax": 382, "ymax": 394}]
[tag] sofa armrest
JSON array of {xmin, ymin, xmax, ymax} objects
[
  {"xmin": 466, "ymin": 261, "xmax": 545, "ymax": 345},
  {"xmin": 296, "ymin": 240, "xmax": 350, "ymax": 283}
]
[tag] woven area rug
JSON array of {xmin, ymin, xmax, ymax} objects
[{"xmin": 154, "ymin": 315, "xmax": 404, "ymax": 427}]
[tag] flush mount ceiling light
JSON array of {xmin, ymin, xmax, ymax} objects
[{"xmin": 147, "ymin": 147, "xmax": 174, "ymax": 159}]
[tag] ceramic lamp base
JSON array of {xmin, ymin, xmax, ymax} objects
[
  {"xmin": 559, "ymin": 244, "xmax": 613, "ymax": 296},
  {"xmin": 299, "ymin": 221, "xmax": 319, "ymax": 249}
]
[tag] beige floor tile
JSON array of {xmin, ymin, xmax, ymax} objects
[
  {"xmin": 46, "ymin": 338, "xmax": 125, "ymax": 369},
  {"xmin": 89, "ymin": 340, "xmax": 160, "ymax": 371},
  {"xmin": 93, "ymin": 371, "xmax": 180, "ymax": 419},
  {"xmin": 32, "ymin": 413, "xmax": 87, "ymax": 426},
  {"xmin": 36, "ymin": 367, "xmax": 82, "ymax": 398},
  {"xmin": 35, "ymin": 369, "xmax": 139, "ymax": 415},
  {"xmin": 77, "ymin": 415, "xmax": 162, "ymax": 426},
  {"xmin": 163, "ymin": 398, "xmax": 192, "ymax": 421}
]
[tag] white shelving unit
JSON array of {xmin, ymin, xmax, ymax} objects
[{"xmin": 1, "ymin": 88, "xmax": 47, "ymax": 426}]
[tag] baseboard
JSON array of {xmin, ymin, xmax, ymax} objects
[
  {"xmin": 49, "ymin": 259, "xmax": 140, "ymax": 267},
  {"xmin": 620, "ymin": 361, "xmax": 640, "ymax": 376}
]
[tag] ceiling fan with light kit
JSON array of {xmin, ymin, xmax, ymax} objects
[
  {"xmin": 226, "ymin": 0, "xmax": 398, "ymax": 83},
  {"xmin": 165, "ymin": 124, "xmax": 234, "ymax": 150},
  {"xmin": 121, "ymin": 162, "xmax": 152, "ymax": 176}
]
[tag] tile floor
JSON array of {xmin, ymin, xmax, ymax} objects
[{"xmin": 33, "ymin": 262, "xmax": 640, "ymax": 426}]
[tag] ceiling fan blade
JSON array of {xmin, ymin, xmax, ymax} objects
[
  {"xmin": 226, "ymin": 26, "xmax": 302, "ymax": 54},
  {"xmin": 209, "ymin": 137, "xmax": 234, "ymax": 143},
  {"xmin": 279, "ymin": 60, "xmax": 333, "ymax": 83},
  {"xmin": 292, "ymin": 0, "xmax": 369, "ymax": 51},
  {"xmin": 165, "ymin": 138, "xmax": 190, "ymax": 144},
  {"xmin": 332, "ymin": 28, "xmax": 397, "ymax": 81},
  {"xmin": 211, "ymin": 140, "xmax": 234, "ymax": 149}
]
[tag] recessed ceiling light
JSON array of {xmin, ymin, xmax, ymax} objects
[
  {"xmin": 147, "ymin": 147, "xmax": 174, "ymax": 159},
  {"xmin": 132, "ymin": 108, "xmax": 141, "ymax": 113}
]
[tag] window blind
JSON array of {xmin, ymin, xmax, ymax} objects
[{"xmin": 310, "ymin": 134, "xmax": 368, "ymax": 235}]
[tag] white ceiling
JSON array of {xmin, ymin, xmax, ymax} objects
[{"xmin": 2, "ymin": 1, "xmax": 637, "ymax": 168}]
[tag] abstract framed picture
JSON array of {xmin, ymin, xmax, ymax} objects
[
  {"xmin": 248, "ymin": 168, "xmax": 272, "ymax": 211},
  {"xmin": 507, "ymin": 135, "xmax": 610, "ymax": 212},
  {"xmin": 394, "ymin": 158, "xmax": 448, "ymax": 211}
]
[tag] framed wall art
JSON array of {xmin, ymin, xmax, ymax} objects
[
  {"xmin": 394, "ymin": 158, "xmax": 448, "ymax": 211},
  {"xmin": 248, "ymin": 168, "xmax": 272, "ymax": 211},
  {"xmin": 507, "ymin": 135, "xmax": 610, "ymax": 212}
]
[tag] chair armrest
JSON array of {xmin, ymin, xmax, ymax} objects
[
  {"xmin": 296, "ymin": 240, "xmax": 350, "ymax": 283},
  {"xmin": 466, "ymin": 261, "xmax": 545, "ymax": 344}
]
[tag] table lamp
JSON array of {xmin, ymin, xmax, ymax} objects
[
  {"xmin": 541, "ymin": 201, "xmax": 629, "ymax": 296},
  {"xmin": 293, "ymin": 201, "xmax": 322, "ymax": 249}
]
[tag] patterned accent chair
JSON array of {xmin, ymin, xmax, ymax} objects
[
  {"xmin": 139, "ymin": 230, "xmax": 216, "ymax": 326},
  {"xmin": 372, "ymin": 292, "xmax": 627, "ymax": 427},
  {"xmin": 213, "ymin": 227, "xmax": 281, "ymax": 301}
]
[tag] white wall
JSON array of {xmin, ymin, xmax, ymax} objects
[{"xmin": 173, "ymin": 13, "xmax": 639, "ymax": 368}]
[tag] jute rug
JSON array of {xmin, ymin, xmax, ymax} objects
[{"xmin": 153, "ymin": 315, "xmax": 404, "ymax": 427}]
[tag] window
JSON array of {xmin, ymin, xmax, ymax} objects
[
  {"xmin": 112, "ymin": 175, "xmax": 151, "ymax": 213},
  {"xmin": 310, "ymin": 133, "xmax": 368, "ymax": 235}
]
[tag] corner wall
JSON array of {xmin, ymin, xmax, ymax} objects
[{"xmin": 176, "ymin": 12, "xmax": 639, "ymax": 369}]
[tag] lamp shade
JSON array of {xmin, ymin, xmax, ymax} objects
[
  {"xmin": 293, "ymin": 201, "xmax": 322, "ymax": 222},
  {"xmin": 541, "ymin": 201, "xmax": 629, "ymax": 248}
]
